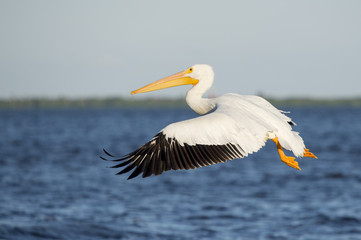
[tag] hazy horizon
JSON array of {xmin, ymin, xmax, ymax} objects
[{"xmin": 1, "ymin": 1, "xmax": 361, "ymax": 99}]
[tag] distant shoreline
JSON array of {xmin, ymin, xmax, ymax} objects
[{"xmin": 1, "ymin": 97, "xmax": 361, "ymax": 109}]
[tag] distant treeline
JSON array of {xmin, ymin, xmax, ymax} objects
[
  {"xmin": 1, "ymin": 97, "xmax": 361, "ymax": 109},
  {"xmin": 0, "ymin": 97, "xmax": 187, "ymax": 109},
  {"xmin": 267, "ymin": 97, "xmax": 361, "ymax": 107}
]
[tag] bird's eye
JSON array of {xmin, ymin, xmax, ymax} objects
[{"xmin": 189, "ymin": 68, "xmax": 193, "ymax": 72}]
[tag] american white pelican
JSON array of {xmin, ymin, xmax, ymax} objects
[{"xmin": 102, "ymin": 64, "xmax": 317, "ymax": 179}]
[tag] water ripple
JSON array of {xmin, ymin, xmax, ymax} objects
[{"xmin": 1, "ymin": 107, "xmax": 361, "ymax": 240}]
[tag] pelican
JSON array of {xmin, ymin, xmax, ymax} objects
[{"xmin": 102, "ymin": 64, "xmax": 317, "ymax": 179}]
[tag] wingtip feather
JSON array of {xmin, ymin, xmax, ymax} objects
[{"xmin": 103, "ymin": 148, "xmax": 115, "ymax": 157}]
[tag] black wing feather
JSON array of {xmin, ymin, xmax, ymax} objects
[{"xmin": 101, "ymin": 132, "xmax": 245, "ymax": 179}]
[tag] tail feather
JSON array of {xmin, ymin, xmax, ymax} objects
[{"xmin": 278, "ymin": 131, "xmax": 305, "ymax": 157}]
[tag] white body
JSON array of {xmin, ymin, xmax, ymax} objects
[{"xmin": 163, "ymin": 93, "xmax": 305, "ymax": 158}]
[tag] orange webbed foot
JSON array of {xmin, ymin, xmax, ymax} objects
[
  {"xmin": 304, "ymin": 149, "xmax": 317, "ymax": 159},
  {"xmin": 281, "ymin": 155, "xmax": 301, "ymax": 171},
  {"xmin": 272, "ymin": 137, "xmax": 301, "ymax": 171}
]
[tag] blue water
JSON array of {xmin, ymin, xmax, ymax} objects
[{"xmin": 1, "ymin": 107, "xmax": 361, "ymax": 240}]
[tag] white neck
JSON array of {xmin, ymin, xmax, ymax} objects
[
  {"xmin": 186, "ymin": 89, "xmax": 215, "ymax": 115},
  {"xmin": 184, "ymin": 64, "xmax": 216, "ymax": 115}
]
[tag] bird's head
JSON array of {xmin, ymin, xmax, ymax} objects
[{"xmin": 131, "ymin": 64, "xmax": 214, "ymax": 95}]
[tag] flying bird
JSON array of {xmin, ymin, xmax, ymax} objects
[{"xmin": 102, "ymin": 64, "xmax": 317, "ymax": 179}]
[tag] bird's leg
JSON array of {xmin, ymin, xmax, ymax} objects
[
  {"xmin": 304, "ymin": 149, "xmax": 317, "ymax": 158},
  {"xmin": 272, "ymin": 137, "xmax": 301, "ymax": 170}
]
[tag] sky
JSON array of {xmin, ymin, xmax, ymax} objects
[{"xmin": 1, "ymin": 0, "xmax": 361, "ymax": 99}]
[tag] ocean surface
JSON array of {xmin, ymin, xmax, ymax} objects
[{"xmin": 1, "ymin": 107, "xmax": 361, "ymax": 240}]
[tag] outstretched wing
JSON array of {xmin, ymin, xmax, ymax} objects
[
  {"xmin": 103, "ymin": 132, "xmax": 245, "ymax": 180},
  {"xmin": 102, "ymin": 109, "xmax": 266, "ymax": 180}
]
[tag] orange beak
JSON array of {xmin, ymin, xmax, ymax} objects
[{"xmin": 131, "ymin": 70, "xmax": 199, "ymax": 95}]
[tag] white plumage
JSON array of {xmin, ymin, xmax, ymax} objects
[
  {"xmin": 102, "ymin": 64, "xmax": 316, "ymax": 179},
  {"xmin": 164, "ymin": 93, "xmax": 304, "ymax": 156}
]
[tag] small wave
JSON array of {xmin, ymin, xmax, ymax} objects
[
  {"xmin": 323, "ymin": 172, "xmax": 361, "ymax": 182},
  {"xmin": 251, "ymin": 191, "xmax": 268, "ymax": 198},
  {"xmin": 325, "ymin": 172, "xmax": 345, "ymax": 179},
  {"xmin": 202, "ymin": 205, "xmax": 227, "ymax": 211},
  {"xmin": 316, "ymin": 213, "xmax": 361, "ymax": 225},
  {"xmin": 187, "ymin": 215, "xmax": 211, "ymax": 220},
  {"xmin": 0, "ymin": 225, "xmax": 59, "ymax": 240},
  {"xmin": 187, "ymin": 214, "xmax": 244, "ymax": 221}
]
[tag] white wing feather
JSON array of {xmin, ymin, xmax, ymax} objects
[{"xmin": 163, "ymin": 94, "xmax": 305, "ymax": 158}]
